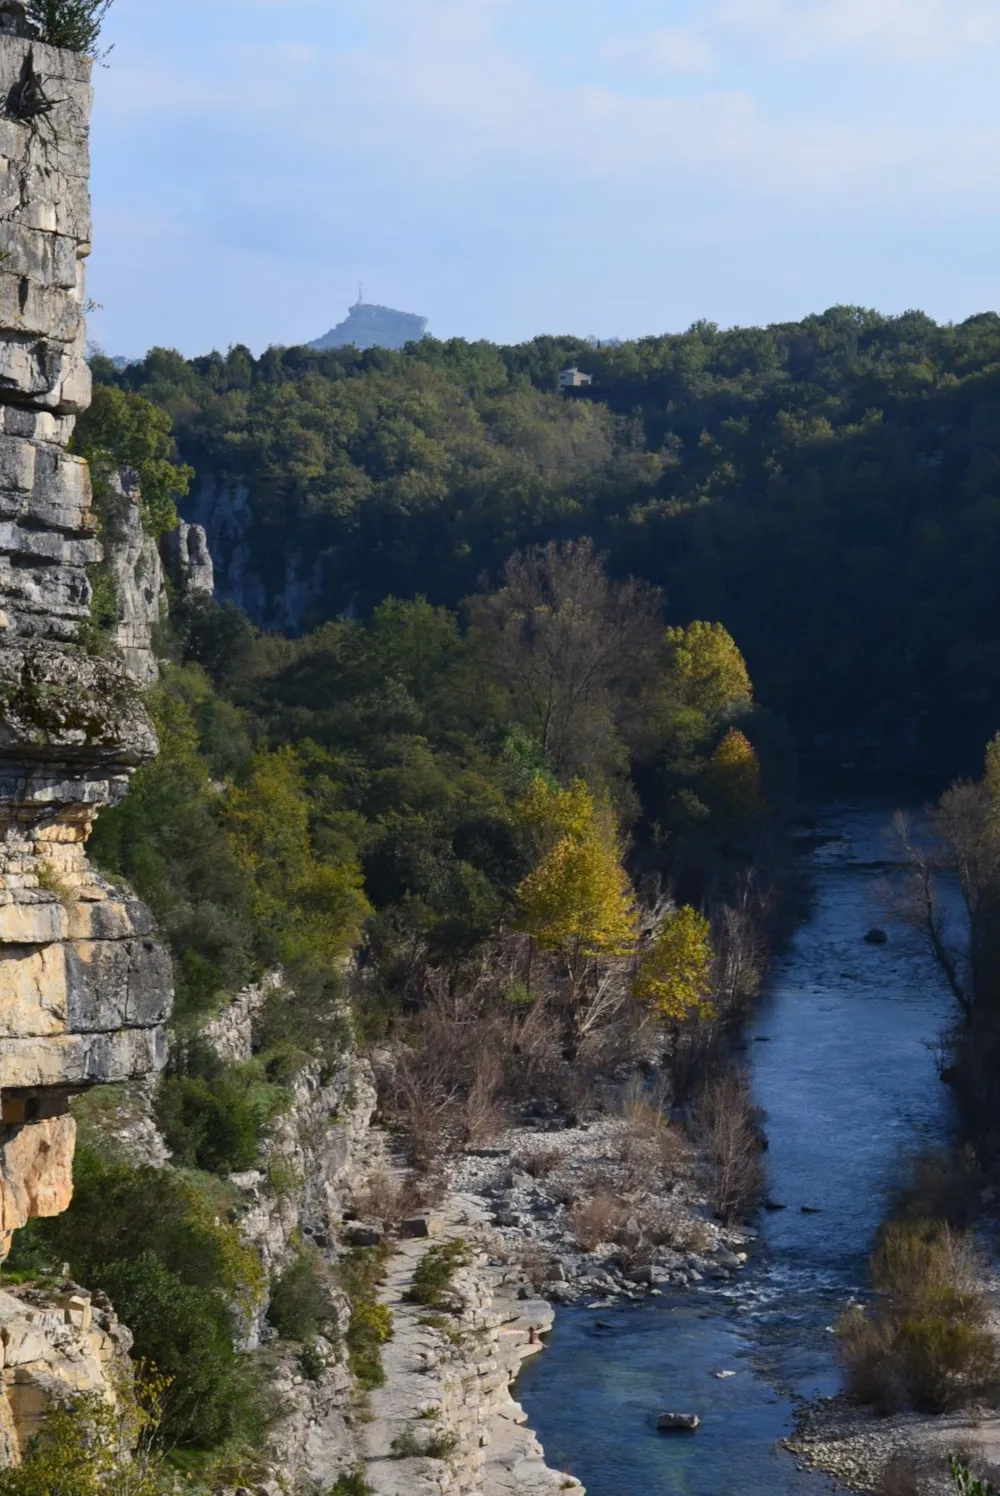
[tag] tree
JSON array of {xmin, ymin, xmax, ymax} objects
[
  {"xmin": 703, "ymin": 728, "xmax": 765, "ymax": 823},
  {"xmin": 515, "ymin": 831, "xmax": 637, "ymax": 962},
  {"xmin": 895, "ymin": 733, "xmax": 1000, "ymax": 1022},
  {"xmin": 634, "ymin": 905, "xmax": 715, "ymax": 1024},
  {"xmin": 74, "ymin": 385, "xmax": 193, "ymax": 537},
  {"xmin": 224, "ymin": 747, "xmax": 372, "ymax": 975},
  {"xmin": 513, "ymin": 775, "xmax": 638, "ymax": 1040},
  {"xmin": 662, "ymin": 622, "xmax": 753, "ymax": 716},
  {"xmin": 26, "ymin": 0, "xmax": 113, "ymax": 52},
  {"xmin": 469, "ymin": 539, "xmax": 661, "ymax": 783},
  {"xmin": 512, "ymin": 775, "xmax": 594, "ymax": 854}
]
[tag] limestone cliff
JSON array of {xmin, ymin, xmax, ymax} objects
[{"xmin": 0, "ymin": 26, "xmax": 171, "ymax": 1264}]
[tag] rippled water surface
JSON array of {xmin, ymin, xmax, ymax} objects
[{"xmin": 517, "ymin": 799, "xmax": 958, "ymax": 1496}]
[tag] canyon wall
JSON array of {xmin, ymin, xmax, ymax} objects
[{"xmin": 0, "ymin": 24, "xmax": 171, "ymax": 1263}]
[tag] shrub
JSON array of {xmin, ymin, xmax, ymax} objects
[
  {"xmin": 155, "ymin": 1042, "xmax": 288, "ymax": 1176},
  {"xmin": 6, "ymin": 1149, "xmax": 267, "ymax": 1452},
  {"xmin": 26, "ymin": 0, "xmax": 114, "ymax": 58},
  {"xmin": 570, "ymin": 1191, "xmax": 629, "ymax": 1252},
  {"xmin": 696, "ymin": 1071, "xmax": 765, "ymax": 1223},
  {"xmin": 338, "ymin": 1248, "xmax": 393, "ymax": 1391},
  {"xmin": 515, "ymin": 1147, "xmax": 563, "ymax": 1179},
  {"xmin": 0, "ymin": 1372, "xmax": 166, "ymax": 1496},
  {"xmin": 404, "ymin": 1241, "xmax": 472, "ymax": 1309},
  {"xmin": 268, "ymin": 1243, "xmax": 331, "ymax": 1343},
  {"xmin": 952, "ymin": 1458, "xmax": 1000, "ymax": 1495},
  {"xmin": 101, "ymin": 1252, "xmax": 268, "ymax": 1450},
  {"xmin": 837, "ymin": 1223, "xmax": 1000, "ymax": 1414},
  {"xmin": 331, "ymin": 1473, "xmax": 373, "ymax": 1496},
  {"xmin": 390, "ymin": 1427, "xmax": 457, "ymax": 1460}
]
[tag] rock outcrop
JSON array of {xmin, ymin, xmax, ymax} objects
[
  {"xmin": 0, "ymin": 28, "xmax": 172, "ymax": 1264},
  {"xmin": 0, "ymin": 1282, "xmax": 132, "ymax": 1464}
]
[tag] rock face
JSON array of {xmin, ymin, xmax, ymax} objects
[
  {"xmin": 0, "ymin": 1282, "xmax": 132, "ymax": 1463},
  {"xmin": 0, "ymin": 32, "xmax": 172, "ymax": 1262}
]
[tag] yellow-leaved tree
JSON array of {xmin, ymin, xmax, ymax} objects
[
  {"xmin": 703, "ymin": 727, "xmax": 765, "ymax": 823},
  {"xmin": 663, "ymin": 621, "xmax": 753, "ymax": 716},
  {"xmin": 634, "ymin": 905, "xmax": 715, "ymax": 1024},
  {"xmin": 513, "ymin": 778, "xmax": 638, "ymax": 1027}
]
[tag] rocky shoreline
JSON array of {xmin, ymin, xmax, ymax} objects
[
  {"xmin": 446, "ymin": 1112, "xmax": 754, "ymax": 1305},
  {"xmin": 785, "ymin": 1392, "xmax": 1000, "ymax": 1494}
]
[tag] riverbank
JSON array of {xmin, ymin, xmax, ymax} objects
[
  {"xmin": 445, "ymin": 1112, "xmax": 753, "ymax": 1303},
  {"xmin": 785, "ymin": 1393, "xmax": 1000, "ymax": 1493}
]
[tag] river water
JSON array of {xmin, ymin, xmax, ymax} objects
[{"xmin": 517, "ymin": 798, "xmax": 957, "ymax": 1496}]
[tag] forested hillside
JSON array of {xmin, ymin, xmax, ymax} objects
[{"xmin": 98, "ymin": 305, "xmax": 1000, "ymax": 774}]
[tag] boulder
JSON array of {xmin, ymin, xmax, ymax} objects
[
  {"xmin": 657, "ymin": 1412, "xmax": 700, "ymax": 1432},
  {"xmin": 345, "ymin": 1224, "xmax": 383, "ymax": 1249},
  {"xmin": 400, "ymin": 1215, "xmax": 444, "ymax": 1240}
]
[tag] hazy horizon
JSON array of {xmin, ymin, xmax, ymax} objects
[{"xmin": 89, "ymin": 0, "xmax": 1000, "ymax": 359}]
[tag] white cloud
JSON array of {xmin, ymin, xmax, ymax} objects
[
  {"xmin": 603, "ymin": 28, "xmax": 718, "ymax": 75},
  {"xmin": 714, "ymin": 0, "xmax": 1000, "ymax": 62}
]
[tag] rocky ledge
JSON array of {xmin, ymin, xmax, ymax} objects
[{"xmin": 361, "ymin": 1199, "xmax": 583, "ymax": 1496}]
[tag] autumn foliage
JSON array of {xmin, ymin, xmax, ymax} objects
[
  {"xmin": 514, "ymin": 778, "xmax": 637, "ymax": 962},
  {"xmin": 634, "ymin": 906, "xmax": 715, "ymax": 1024}
]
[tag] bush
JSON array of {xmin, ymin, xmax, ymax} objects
[
  {"xmin": 101, "ymin": 1252, "xmax": 267, "ymax": 1450},
  {"xmin": 696, "ymin": 1071, "xmax": 765, "ymax": 1223},
  {"xmin": 570, "ymin": 1192, "xmax": 629, "ymax": 1252},
  {"xmin": 6, "ymin": 1150, "xmax": 267, "ymax": 1452},
  {"xmin": 154, "ymin": 1042, "xmax": 289, "ymax": 1176},
  {"xmin": 0, "ymin": 1373, "xmax": 166, "ymax": 1496},
  {"xmin": 952, "ymin": 1459, "xmax": 1000, "ymax": 1495},
  {"xmin": 338, "ymin": 1248, "xmax": 393, "ymax": 1391},
  {"xmin": 268, "ymin": 1243, "xmax": 331, "ymax": 1343},
  {"xmin": 331, "ymin": 1474, "xmax": 373, "ymax": 1496},
  {"xmin": 404, "ymin": 1241, "xmax": 472, "ymax": 1309},
  {"xmin": 837, "ymin": 1223, "xmax": 1000, "ymax": 1414},
  {"xmin": 26, "ymin": 0, "xmax": 113, "ymax": 57}
]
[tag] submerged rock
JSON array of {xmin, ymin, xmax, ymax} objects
[{"xmin": 657, "ymin": 1412, "xmax": 700, "ymax": 1432}]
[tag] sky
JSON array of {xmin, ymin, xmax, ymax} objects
[{"xmin": 87, "ymin": 0, "xmax": 1000, "ymax": 358}]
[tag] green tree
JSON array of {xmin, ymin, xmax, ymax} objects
[
  {"xmin": 74, "ymin": 384, "xmax": 193, "ymax": 537},
  {"xmin": 224, "ymin": 747, "xmax": 372, "ymax": 975}
]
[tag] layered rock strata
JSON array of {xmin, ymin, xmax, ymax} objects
[
  {"xmin": 0, "ymin": 27, "xmax": 171, "ymax": 1259},
  {"xmin": 0, "ymin": 1281, "xmax": 132, "ymax": 1463}
]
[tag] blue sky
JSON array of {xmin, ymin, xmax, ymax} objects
[{"xmin": 88, "ymin": 0, "xmax": 1000, "ymax": 357}]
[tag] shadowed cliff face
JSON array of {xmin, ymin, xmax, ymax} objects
[{"xmin": 0, "ymin": 32, "xmax": 172, "ymax": 1256}]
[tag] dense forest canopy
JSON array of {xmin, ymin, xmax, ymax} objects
[{"xmin": 95, "ymin": 304, "xmax": 1000, "ymax": 772}]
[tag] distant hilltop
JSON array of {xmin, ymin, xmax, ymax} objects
[{"xmin": 309, "ymin": 297, "xmax": 429, "ymax": 353}]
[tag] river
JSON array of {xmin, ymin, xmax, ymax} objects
[{"xmin": 516, "ymin": 797, "xmax": 958, "ymax": 1496}]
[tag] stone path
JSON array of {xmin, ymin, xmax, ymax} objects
[{"xmin": 361, "ymin": 1202, "xmax": 583, "ymax": 1496}]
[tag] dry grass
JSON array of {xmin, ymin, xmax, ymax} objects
[
  {"xmin": 518, "ymin": 1245, "xmax": 560, "ymax": 1293},
  {"xmin": 514, "ymin": 1147, "xmax": 564, "ymax": 1180},
  {"xmin": 352, "ymin": 1168, "xmax": 444, "ymax": 1229},
  {"xmin": 377, "ymin": 932, "xmax": 665, "ymax": 1172},
  {"xmin": 570, "ymin": 1191, "xmax": 631, "ymax": 1251}
]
